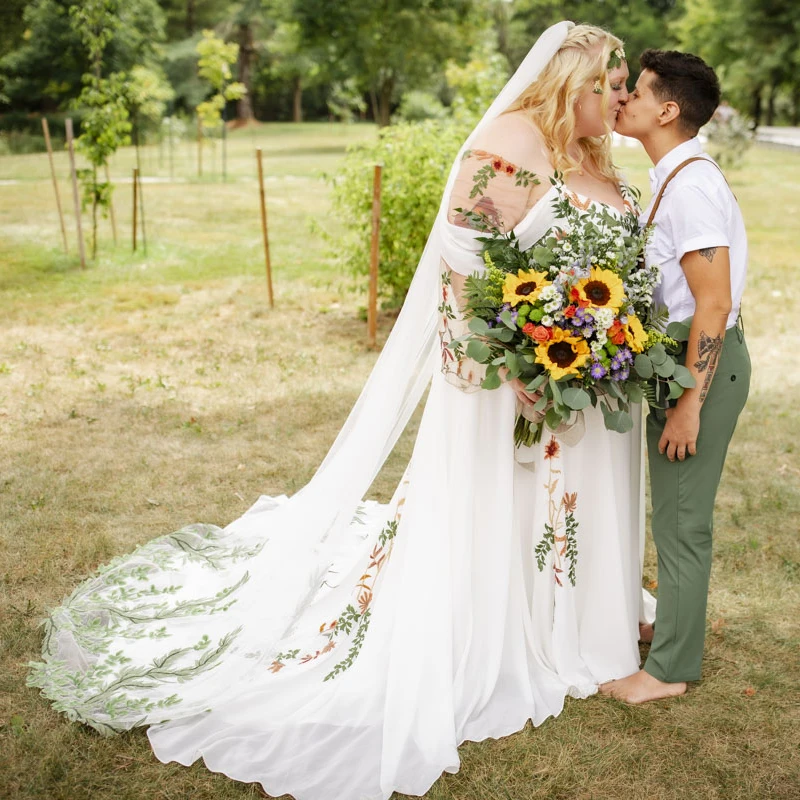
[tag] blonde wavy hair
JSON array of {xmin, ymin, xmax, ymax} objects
[{"xmin": 505, "ymin": 24, "xmax": 625, "ymax": 182}]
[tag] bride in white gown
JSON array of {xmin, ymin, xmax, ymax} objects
[{"xmin": 28, "ymin": 21, "xmax": 654, "ymax": 800}]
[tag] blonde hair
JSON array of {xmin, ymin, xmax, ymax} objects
[{"xmin": 505, "ymin": 24, "xmax": 624, "ymax": 181}]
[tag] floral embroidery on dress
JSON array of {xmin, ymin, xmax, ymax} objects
[
  {"xmin": 268, "ymin": 483, "xmax": 409, "ymax": 680},
  {"xmin": 438, "ymin": 268, "xmax": 485, "ymax": 391},
  {"xmin": 461, "ymin": 149, "xmax": 540, "ymax": 199},
  {"xmin": 534, "ymin": 436, "xmax": 579, "ymax": 587},
  {"xmin": 26, "ymin": 523, "xmax": 259, "ymax": 735}
]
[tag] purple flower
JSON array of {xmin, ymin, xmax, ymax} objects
[
  {"xmin": 610, "ymin": 355, "xmax": 622, "ymax": 370},
  {"xmin": 571, "ymin": 317, "xmax": 583, "ymax": 327},
  {"xmin": 617, "ymin": 366, "xmax": 630, "ymax": 381},
  {"xmin": 511, "ymin": 310, "xmax": 519, "ymax": 323},
  {"xmin": 590, "ymin": 361, "xmax": 607, "ymax": 379}
]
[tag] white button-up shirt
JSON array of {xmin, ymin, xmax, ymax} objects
[{"xmin": 640, "ymin": 138, "xmax": 747, "ymax": 330}]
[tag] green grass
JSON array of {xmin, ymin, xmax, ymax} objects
[{"xmin": 1, "ymin": 126, "xmax": 798, "ymax": 800}]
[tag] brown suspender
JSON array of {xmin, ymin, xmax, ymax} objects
[{"xmin": 646, "ymin": 156, "xmax": 730, "ymax": 226}]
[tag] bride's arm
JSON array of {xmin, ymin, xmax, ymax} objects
[{"xmin": 439, "ymin": 115, "xmax": 554, "ymax": 395}]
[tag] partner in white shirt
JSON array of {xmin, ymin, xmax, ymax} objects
[{"xmin": 602, "ymin": 48, "xmax": 751, "ymax": 704}]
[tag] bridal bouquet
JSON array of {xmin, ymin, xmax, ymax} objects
[{"xmin": 450, "ymin": 189, "xmax": 694, "ymax": 446}]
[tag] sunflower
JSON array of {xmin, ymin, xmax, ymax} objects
[
  {"xmin": 575, "ymin": 267, "xmax": 625, "ymax": 311},
  {"xmin": 625, "ymin": 314, "xmax": 648, "ymax": 353},
  {"xmin": 502, "ymin": 270, "xmax": 551, "ymax": 306},
  {"xmin": 534, "ymin": 327, "xmax": 591, "ymax": 380}
]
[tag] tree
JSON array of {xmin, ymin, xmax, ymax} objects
[
  {"xmin": 293, "ymin": 0, "xmax": 483, "ymax": 126},
  {"xmin": 674, "ymin": 0, "xmax": 800, "ymax": 126},
  {"xmin": 0, "ymin": 0, "xmax": 165, "ymax": 111},
  {"xmin": 70, "ymin": 0, "xmax": 132, "ymax": 259},
  {"xmin": 506, "ymin": 0, "xmax": 681, "ymax": 78},
  {"xmin": 195, "ymin": 29, "xmax": 247, "ymax": 177}
]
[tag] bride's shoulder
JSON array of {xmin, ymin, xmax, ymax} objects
[{"xmin": 468, "ymin": 111, "xmax": 553, "ymax": 178}]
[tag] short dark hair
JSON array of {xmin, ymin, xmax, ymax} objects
[{"xmin": 640, "ymin": 49, "xmax": 721, "ymax": 135}]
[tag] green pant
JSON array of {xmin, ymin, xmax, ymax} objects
[{"xmin": 645, "ymin": 323, "xmax": 750, "ymax": 683}]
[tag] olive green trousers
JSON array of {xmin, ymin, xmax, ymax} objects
[{"xmin": 645, "ymin": 322, "xmax": 750, "ymax": 683}]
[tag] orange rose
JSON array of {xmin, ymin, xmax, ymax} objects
[
  {"xmin": 531, "ymin": 325, "xmax": 553, "ymax": 342},
  {"xmin": 564, "ymin": 305, "xmax": 577, "ymax": 318},
  {"xmin": 522, "ymin": 322, "xmax": 536, "ymax": 336}
]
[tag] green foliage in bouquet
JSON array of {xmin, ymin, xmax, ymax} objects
[{"xmin": 449, "ymin": 193, "xmax": 696, "ymax": 447}]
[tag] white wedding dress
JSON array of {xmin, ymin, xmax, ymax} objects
[{"xmin": 28, "ymin": 22, "xmax": 653, "ymax": 800}]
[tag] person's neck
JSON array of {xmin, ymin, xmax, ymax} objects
[{"xmin": 639, "ymin": 128, "xmax": 693, "ymax": 167}]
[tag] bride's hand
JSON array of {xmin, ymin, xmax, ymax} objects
[{"xmin": 499, "ymin": 368, "xmax": 546, "ymax": 408}]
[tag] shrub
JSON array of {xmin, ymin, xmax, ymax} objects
[
  {"xmin": 394, "ymin": 90, "xmax": 448, "ymax": 123},
  {"xmin": 703, "ymin": 112, "xmax": 754, "ymax": 170},
  {"xmin": 324, "ymin": 118, "xmax": 469, "ymax": 308}
]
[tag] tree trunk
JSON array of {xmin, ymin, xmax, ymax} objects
[
  {"xmin": 293, "ymin": 76, "xmax": 303, "ymax": 123},
  {"xmin": 186, "ymin": 0, "xmax": 196, "ymax": 35},
  {"xmin": 369, "ymin": 89, "xmax": 379, "ymax": 124},
  {"xmin": 92, "ymin": 165, "xmax": 98, "ymax": 260},
  {"xmin": 377, "ymin": 76, "xmax": 394, "ymax": 128},
  {"xmin": 791, "ymin": 84, "xmax": 800, "ymax": 127},
  {"xmin": 236, "ymin": 22, "xmax": 255, "ymax": 121},
  {"xmin": 766, "ymin": 83, "xmax": 778, "ymax": 126},
  {"xmin": 751, "ymin": 86, "xmax": 762, "ymax": 128}
]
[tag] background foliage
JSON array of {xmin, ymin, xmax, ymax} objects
[{"xmin": 2, "ymin": 0, "xmax": 799, "ymax": 134}]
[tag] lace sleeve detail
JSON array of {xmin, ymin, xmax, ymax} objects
[
  {"xmin": 447, "ymin": 149, "xmax": 541, "ymax": 236},
  {"xmin": 438, "ymin": 262, "xmax": 486, "ymax": 393}
]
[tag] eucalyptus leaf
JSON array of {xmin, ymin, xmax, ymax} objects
[
  {"xmin": 505, "ymin": 352, "xmax": 521, "ymax": 379},
  {"xmin": 605, "ymin": 380, "xmax": 625, "ymax": 401},
  {"xmin": 648, "ymin": 343, "xmax": 667, "ymax": 365},
  {"xmin": 668, "ymin": 380, "xmax": 683, "ymax": 400},
  {"xmin": 561, "ymin": 387, "xmax": 591, "ymax": 410},
  {"xmin": 666, "ymin": 318, "xmax": 693, "ymax": 342},
  {"xmin": 625, "ymin": 382, "xmax": 644, "ymax": 403},
  {"xmin": 654, "ymin": 359, "xmax": 675, "ymax": 378},
  {"xmin": 603, "ymin": 409, "xmax": 634, "ymax": 433},
  {"xmin": 545, "ymin": 407, "xmax": 565, "ymax": 430},
  {"xmin": 672, "ymin": 364, "xmax": 696, "ymax": 388},
  {"xmin": 634, "ymin": 354, "xmax": 654, "ymax": 379},
  {"xmin": 499, "ymin": 309, "xmax": 516, "ymax": 329},
  {"xmin": 494, "ymin": 327, "xmax": 515, "ymax": 342},
  {"xmin": 466, "ymin": 339, "xmax": 491, "ymax": 362},
  {"xmin": 468, "ymin": 317, "xmax": 490, "ymax": 336},
  {"xmin": 481, "ymin": 371, "xmax": 502, "ymax": 390},
  {"xmin": 549, "ymin": 377, "xmax": 563, "ymax": 406},
  {"xmin": 525, "ymin": 373, "xmax": 547, "ymax": 392}
]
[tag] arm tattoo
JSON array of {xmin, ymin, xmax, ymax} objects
[
  {"xmin": 693, "ymin": 330, "xmax": 724, "ymax": 403},
  {"xmin": 698, "ymin": 246, "xmax": 718, "ymax": 263}
]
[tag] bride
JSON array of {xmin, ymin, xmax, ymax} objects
[{"xmin": 29, "ymin": 21, "xmax": 654, "ymax": 800}]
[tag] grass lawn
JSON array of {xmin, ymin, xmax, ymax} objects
[{"xmin": 0, "ymin": 123, "xmax": 798, "ymax": 800}]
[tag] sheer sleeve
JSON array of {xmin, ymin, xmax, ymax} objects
[{"xmin": 438, "ymin": 148, "xmax": 545, "ymax": 392}]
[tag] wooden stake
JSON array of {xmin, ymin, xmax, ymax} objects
[
  {"xmin": 256, "ymin": 148, "xmax": 274, "ymax": 308},
  {"xmin": 42, "ymin": 117, "xmax": 68, "ymax": 254},
  {"xmin": 65, "ymin": 118, "xmax": 86, "ymax": 269},
  {"xmin": 104, "ymin": 163, "xmax": 117, "ymax": 246},
  {"xmin": 367, "ymin": 164, "xmax": 382, "ymax": 348},
  {"xmin": 132, "ymin": 167, "xmax": 138, "ymax": 251},
  {"xmin": 137, "ymin": 165, "xmax": 147, "ymax": 255},
  {"xmin": 197, "ymin": 117, "xmax": 203, "ymax": 178}
]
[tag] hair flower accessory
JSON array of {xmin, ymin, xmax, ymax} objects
[{"xmin": 607, "ymin": 47, "xmax": 626, "ymax": 71}]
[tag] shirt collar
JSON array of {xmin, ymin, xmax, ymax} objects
[{"xmin": 648, "ymin": 137, "xmax": 703, "ymax": 194}]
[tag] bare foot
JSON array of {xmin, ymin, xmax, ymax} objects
[
  {"xmin": 638, "ymin": 622, "xmax": 654, "ymax": 643},
  {"xmin": 599, "ymin": 669, "xmax": 687, "ymax": 704}
]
